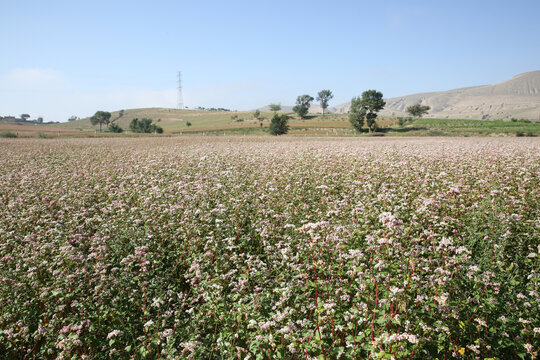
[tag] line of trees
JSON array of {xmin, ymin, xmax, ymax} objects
[
  {"xmin": 2, "ymin": 114, "xmax": 53, "ymax": 124},
  {"xmin": 268, "ymin": 89, "xmax": 434, "ymax": 134},
  {"xmin": 89, "ymin": 111, "xmax": 164, "ymax": 134},
  {"xmin": 90, "ymin": 111, "xmax": 126, "ymax": 133},
  {"xmin": 290, "ymin": 89, "xmax": 335, "ymax": 119},
  {"xmin": 266, "ymin": 88, "xmax": 387, "ymax": 135}
]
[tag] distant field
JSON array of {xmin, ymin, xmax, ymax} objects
[
  {"xmin": 411, "ymin": 117, "xmax": 539, "ymax": 130},
  {"xmin": 399, "ymin": 118, "xmax": 540, "ymax": 136},
  {"xmin": 55, "ymin": 108, "xmax": 261, "ymax": 133},
  {"xmin": 0, "ymin": 124, "xmax": 91, "ymax": 138},
  {"xmin": 3, "ymin": 107, "xmax": 533, "ymax": 137}
]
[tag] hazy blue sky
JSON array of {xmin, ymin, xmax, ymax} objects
[{"xmin": 1, "ymin": 0, "xmax": 539, "ymax": 121}]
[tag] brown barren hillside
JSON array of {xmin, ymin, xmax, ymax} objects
[{"xmin": 330, "ymin": 71, "xmax": 540, "ymax": 120}]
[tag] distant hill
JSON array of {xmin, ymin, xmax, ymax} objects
[
  {"xmin": 329, "ymin": 71, "xmax": 540, "ymax": 120},
  {"xmin": 261, "ymin": 71, "xmax": 540, "ymax": 120},
  {"xmin": 57, "ymin": 71, "xmax": 540, "ymax": 135},
  {"xmin": 23, "ymin": 106, "xmax": 540, "ymax": 137},
  {"xmin": 58, "ymin": 108, "xmax": 268, "ymax": 133}
]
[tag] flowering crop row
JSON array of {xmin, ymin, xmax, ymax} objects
[{"xmin": 0, "ymin": 137, "xmax": 538, "ymax": 359}]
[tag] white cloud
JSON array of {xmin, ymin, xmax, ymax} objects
[{"xmin": 3, "ymin": 68, "xmax": 68, "ymax": 89}]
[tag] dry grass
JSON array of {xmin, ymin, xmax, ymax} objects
[{"xmin": 0, "ymin": 124, "xmax": 87, "ymax": 138}]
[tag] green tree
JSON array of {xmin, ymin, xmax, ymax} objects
[
  {"xmin": 397, "ymin": 117, "xmax": 413, "ymax": 127},
  {"xmin": 269, "ymin": 113, "xmax": 289, "ymax": 135},
  {"xmin": 107, "ymin": 123, "xmax": 124, "ymax": 133},
  {"xmin": 68, "ymin": 115, "xmax": 79, "ymax": 122},
  {"xmin": 129, "ymin": 118, "xmax": 163, "ymax": 133},
  {"xmin": 293, "ymin": 94, "xmax": 314, "ymax": 119},
  {"xmin": 316, "ymin": 89, "xmax": 334, "ymax": 116},
  {"xmin": 406, "ymin": 104, "xmax": 430, "ymax": 118},
  {"xmin": 36, "ymin": 117, "xmax": 43, "ymax": 123},
  {"xmin": 90, "ymin": 111, "xmax": 112, "ymax": 132},
  {"xmin": 269, "ymin": 104, "xmax": 281, "ymax": 112},
  {"xmin": 349, "ymin": 90, "xmax": 385, "ymax": 133},
  {"xmin": 20, "ymin": 114, "xmax": 30, "ymax": 121}
]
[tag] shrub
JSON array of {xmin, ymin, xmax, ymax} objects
[
  {"xmin": 0, "ymin": 131, "xmax": 17, "ymax": 138},
  {"xmin": 107, "ymin": 123, "xmax": 124, "ymax": 133},
  {"xmin": 428, "ymin": 130, "xmax": 445, "ymax": 136},
  {"xmin": 269, "ymin": 113, "xmax": 289, "ymax": 135},
  {"xmin": 129, "ymin": 118, "xmax": 163, "ymax": 134}
]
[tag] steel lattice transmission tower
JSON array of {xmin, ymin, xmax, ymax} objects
[{"xmin": 177, "ymin": 71, "xmax": 184, "ymax": 110}]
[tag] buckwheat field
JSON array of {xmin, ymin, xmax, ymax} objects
[{"xmin": 0, "ymin": 136, "xmax": 538, "ymax": 359}]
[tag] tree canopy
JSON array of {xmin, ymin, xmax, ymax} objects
[
  {"xmin": 269, "ymin": 113, "xmax": 289, "ymax": 135},
  {"xmin": 129, "ymin": 118, "xmax": 163, "ymax": 134},
  {"xmin": 349, "ymin": 90, "xmax": 386, "ymax": 132},
  {"xmin": 316, "ymin": 90, "xmax": 334, "ymax": 115},
  {"xmin": 107, "ymin": 123, "xmax": 124, "ymax": 133},
  {"xmin": 269, "ymin": 104, "xmax": 281, "ymax": 112},
  {"xmin": 406, "ymin": 104, "xmax": 431, "ymax": 118},
  {"xmin": 293, "ymin": 94, "xmax": 314, "ymax": 119},
  {"xmin": 90, "ymin": 111, "xmax": 112, "ymax": 132}
]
